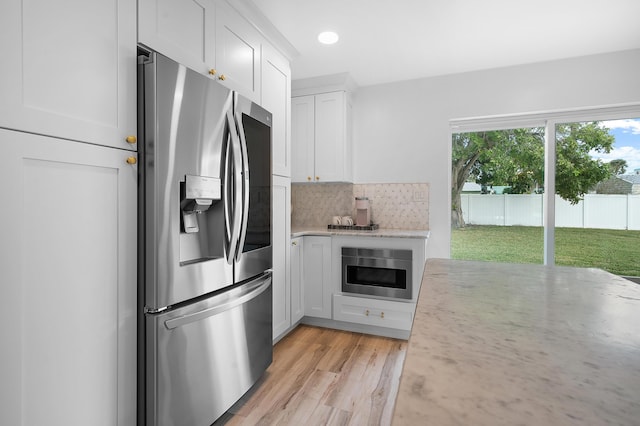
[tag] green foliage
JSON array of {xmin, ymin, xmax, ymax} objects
[
  {"xmin": 555, "ymin": 122, "xmax": 614, "ymax": 203},
  {"xmin": 608, "ymin": 159, "xmax": 627, "ymax": 175},
  {"xmin": 451, "ymin": 122, "xmax": 614, "ymax": 206}
]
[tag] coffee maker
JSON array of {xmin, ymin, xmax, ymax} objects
[{"xmin": 355, "ymin": 197, "xmax": 371, "ymax": 226}]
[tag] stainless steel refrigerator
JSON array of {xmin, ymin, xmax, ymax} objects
[{"xmin": 137, "ymin": 51, "xmax": 273, "ymax": 426}]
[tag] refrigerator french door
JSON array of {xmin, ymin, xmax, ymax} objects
[{"xmin": 138, "ymin": 51, "xmax": 273, "ymax": 426}]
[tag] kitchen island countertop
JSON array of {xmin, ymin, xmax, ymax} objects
[
  {"xmin": 393, "ymin": 258, "xmax": 640, "ymax": 425},
  {"xmin": 291, "ymin": 227, "xmax": 430, "ymax": 239}
]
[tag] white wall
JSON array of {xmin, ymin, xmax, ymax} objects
[{"xmin": 352, "ymin": 49, "xmax": 640, "ymax": 258}]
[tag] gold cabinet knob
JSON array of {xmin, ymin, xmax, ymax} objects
[
  {"xmin": 315, "ymin": 176, "xmax": 320, "ymax": 181},
  {"xmin": 125, "ymin": 135, "xmax": 137, "ymax": 144},
  {"xmin": 126, "ymin": 156, "xmax": 137, "ymax": 165},
  {"xmin": 208, "ymin": 69, "xmax": 217, "ymax": 76},
  {"xmin": 218, "ymin": 74, "xmax": 226, "ymax": 81},
  {"xmin": 307, "ymin": 176, "xmax": 311, "ymax": 181}
]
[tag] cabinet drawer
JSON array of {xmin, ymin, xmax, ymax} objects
[{"xmin": 333, "ymin": 294, "xmax": 415, "ymax": 331}]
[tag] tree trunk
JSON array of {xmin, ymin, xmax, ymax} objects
[{"xmin": 451, "ymin": 188, "xmax": 466, "ymax": 228}]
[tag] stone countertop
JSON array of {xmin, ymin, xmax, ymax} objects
[
  {"xmin": 393, "ymin": 258, "xmax": 640, "ymax": 425},
  {"xmin": 291, "ymin": 227, "xmax": 430, "ymax": 239}
]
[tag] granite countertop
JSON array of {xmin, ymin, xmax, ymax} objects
[
  {"xmin": 393, "ymin": 258, "xmax": 640, "ymax": 425},
  {"xmin": 291, "ymin": 227, "xmax": 430, "ymax": 239}
]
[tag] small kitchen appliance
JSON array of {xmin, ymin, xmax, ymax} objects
[
  {"xmin": 355, "ymin": 197, "xmax": 371, "ymax": 226},
  {"xmin": 342, "ymin": 247, "xmax": 413, "ymax": 299}
]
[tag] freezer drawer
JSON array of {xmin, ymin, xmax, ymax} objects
[{"xmin": 145, "ymin": 272, "xmax": 272, "ymax": 426}]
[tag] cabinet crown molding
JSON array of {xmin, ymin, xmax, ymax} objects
[
  {"xmin": 226, "ymin": 0, "xmax": 299, "ymax": 61},
  {"xmin": 292, "ymin": 73, "xmax": 358, "ymax": 97}
]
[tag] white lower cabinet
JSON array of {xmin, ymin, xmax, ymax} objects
[
  {"xmin": 333, "ymin": 295, "xmax": 415, "ymax": 331},
  {"xmin": 303, "ymin": 236, "xmax": 332, "ymax": 319},
  {"xmin": 272, "ymin": 176, "xmax": 291, "ymax": 340},
  {"xmin": 0, "ymin": 129, "xmax": 137, "ymax": 426},
  {"xmin": 290, "ymin": 237, "xmax": 304, "ymax": 324}
]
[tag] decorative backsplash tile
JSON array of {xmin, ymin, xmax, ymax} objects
[
  {"xmin": 291, "ymin": 182, "xmax": 429, "ymax": 230},
  {"xmin": 291, "ymin": 183, "xmax": 354, "ymax": 228}
]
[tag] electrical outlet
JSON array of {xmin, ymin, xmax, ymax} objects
[{"xmin": 413, "ymin": 190, "xmax": 426, "ymax": 202}]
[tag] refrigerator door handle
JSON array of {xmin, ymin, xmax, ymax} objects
[
  {"xmin": 164, "ymin": 271, "xmax": 272, "ymax": 330},
  {"xmin": 234, "ymin": 110, "xmax": 250, "ymax": 262},
  {"xmin": 223, "ymin": 134, "xmax": 232, "ymax": 249},
  {"xmin": 225, "ymin": 109, "xmax": 244, "ymax": 264}
]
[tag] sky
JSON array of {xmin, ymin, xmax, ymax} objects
[{"xmin": 592, "ymin": 118, "xmax": 640, "ymax": 173}]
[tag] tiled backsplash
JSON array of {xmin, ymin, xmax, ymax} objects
[{"xmin": 291, "ymin": 182, "xmax": 429, "ymax": 230}]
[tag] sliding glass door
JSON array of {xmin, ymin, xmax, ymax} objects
[
  {"xmin": 451, "ymin": 107, "xmax": 640, "ymax": 279},
  {"xmin": 552, "ymin": 118, "xmax": 640, "ymax": 278}
]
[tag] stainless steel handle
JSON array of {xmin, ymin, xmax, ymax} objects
[
  {"xmin": 164, "ymin": 272, "xmax": 272, "ymax": 330},
  {"xmin": 225, "ymin": 110, "xmax": 244, "ymax": 264},
  {"xmin": 234, "ymin": 106, "xmax": 250, "ymax": 263},
  {"xmin": 223, "ymin": 129, "xmax": 233, "ymax": 250}
]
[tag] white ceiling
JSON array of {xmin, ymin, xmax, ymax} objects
[{"xmin": 251, "ymin": 0, "xmax": 640, "ymax": 87}]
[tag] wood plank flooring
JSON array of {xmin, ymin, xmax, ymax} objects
[{"xmin": 213, "ymin": 325, "xmax": 408, "ymax": 426}]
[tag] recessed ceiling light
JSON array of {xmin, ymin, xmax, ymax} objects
[{"xmin": 318, "ymin": 31, "xmax": 339, "ymax": 45}]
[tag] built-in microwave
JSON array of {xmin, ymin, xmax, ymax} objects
[{"xmin": 341, "ymin": 247, "xmax": 412, "ymax": 300}]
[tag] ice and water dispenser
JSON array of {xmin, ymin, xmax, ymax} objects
[
  {"xmin": 179, "ymin": 175, "xmax": 223, "ymax": 264},
  {"xmin": 180, "ymin": 175, "xmax": 221, "ymax": 233}
]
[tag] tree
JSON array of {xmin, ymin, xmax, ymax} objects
[
  {"xmin": 608, "ymin": 159, "xmax": 627, "ymax": 175},
  {"xmin": 451, "ymin": 122, "xmax": 614, "ymax": 228},
  {"xmin": 554, "ymin": 122, "xmax": 614, "ymax": 203},
  {"xmin": 451, "ymin": 131, "xmax": 502, "ymax": 228}
]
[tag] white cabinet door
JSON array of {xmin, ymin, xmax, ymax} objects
[
  {"xmin": 314, "ymin": 91, "xmax": 346, "ymax": 182},
  {"xmin": 0, "ymin": 0, "xmax": 137, "ymax": 151},
  {"xmin": 262, "ymin": 43, "xmax": 291, "ymax": 177},
  {"xmin": 291, "ymin": 91, "xmax": 352, "ymax": 183},
  {"xmin": 272, "ymin": 176, "xmax": 291, "ymax": 340},
  {"xmin": 291, "ymin": 95, "xmax": 315, "ymax": 182},
  {"xmin": 290, "ymin": 237, "xmax": 304, "ymax": 324},
  {"xmin": 215, "ymin": 0, "xmax": 262, "ymax": 102},
  {"xmin": 138, "ymin": 0, "xmax": 216, "ymax": 75},
  {"xmin": 303, "ymin": 236, "xmax": 332, "ymax": 319},
  {"xmin": 0, "ymin": 129, "xmax": 137, "ymax": 426}
]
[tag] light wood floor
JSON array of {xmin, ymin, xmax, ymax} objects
[{"xmin": 214, "ymin": 325, "xmax": 408, "ymax": 426}]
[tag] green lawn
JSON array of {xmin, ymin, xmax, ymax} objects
[{"xmin": 451, "ymin": 225, "xmax": 640, "ymax": 277}]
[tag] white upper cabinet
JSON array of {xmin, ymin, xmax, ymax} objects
[
  {"xmin": 292, "ymin": 91, "xmax": 353, "ymax": 183},
  {"xmin": 262, "ymin": 43, "xmax": 291, "ymax": 177},
  {"xmin": 214, "ymin": 0, "xmax": 262, "ymax": 102},
  {"xmin": 291, "ymin": 95, "xmax": 316, "ymax": 182},
  {"xmin": 138, "ymin": 0, "xmax": 262, "ymax": 102},
  {"xmin": 137, "ymin": 0, "xmax": 216, "ymax": 75},
  {"xmin": 0, "ymin": 0, "xmax": 137, "ymax": 151}
]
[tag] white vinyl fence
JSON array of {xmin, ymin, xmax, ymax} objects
[{"xmin": 460, "ymin": 194, "xmax": 640, "ymax": 230}]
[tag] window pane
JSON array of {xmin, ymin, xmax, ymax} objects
[
  {"xmin": 451, "ymin": 127, "xmax": 544, "ymax": 264},
  {"xmin": 554, "ymin": 119, "xmax": 640, "ymax": 278}
]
